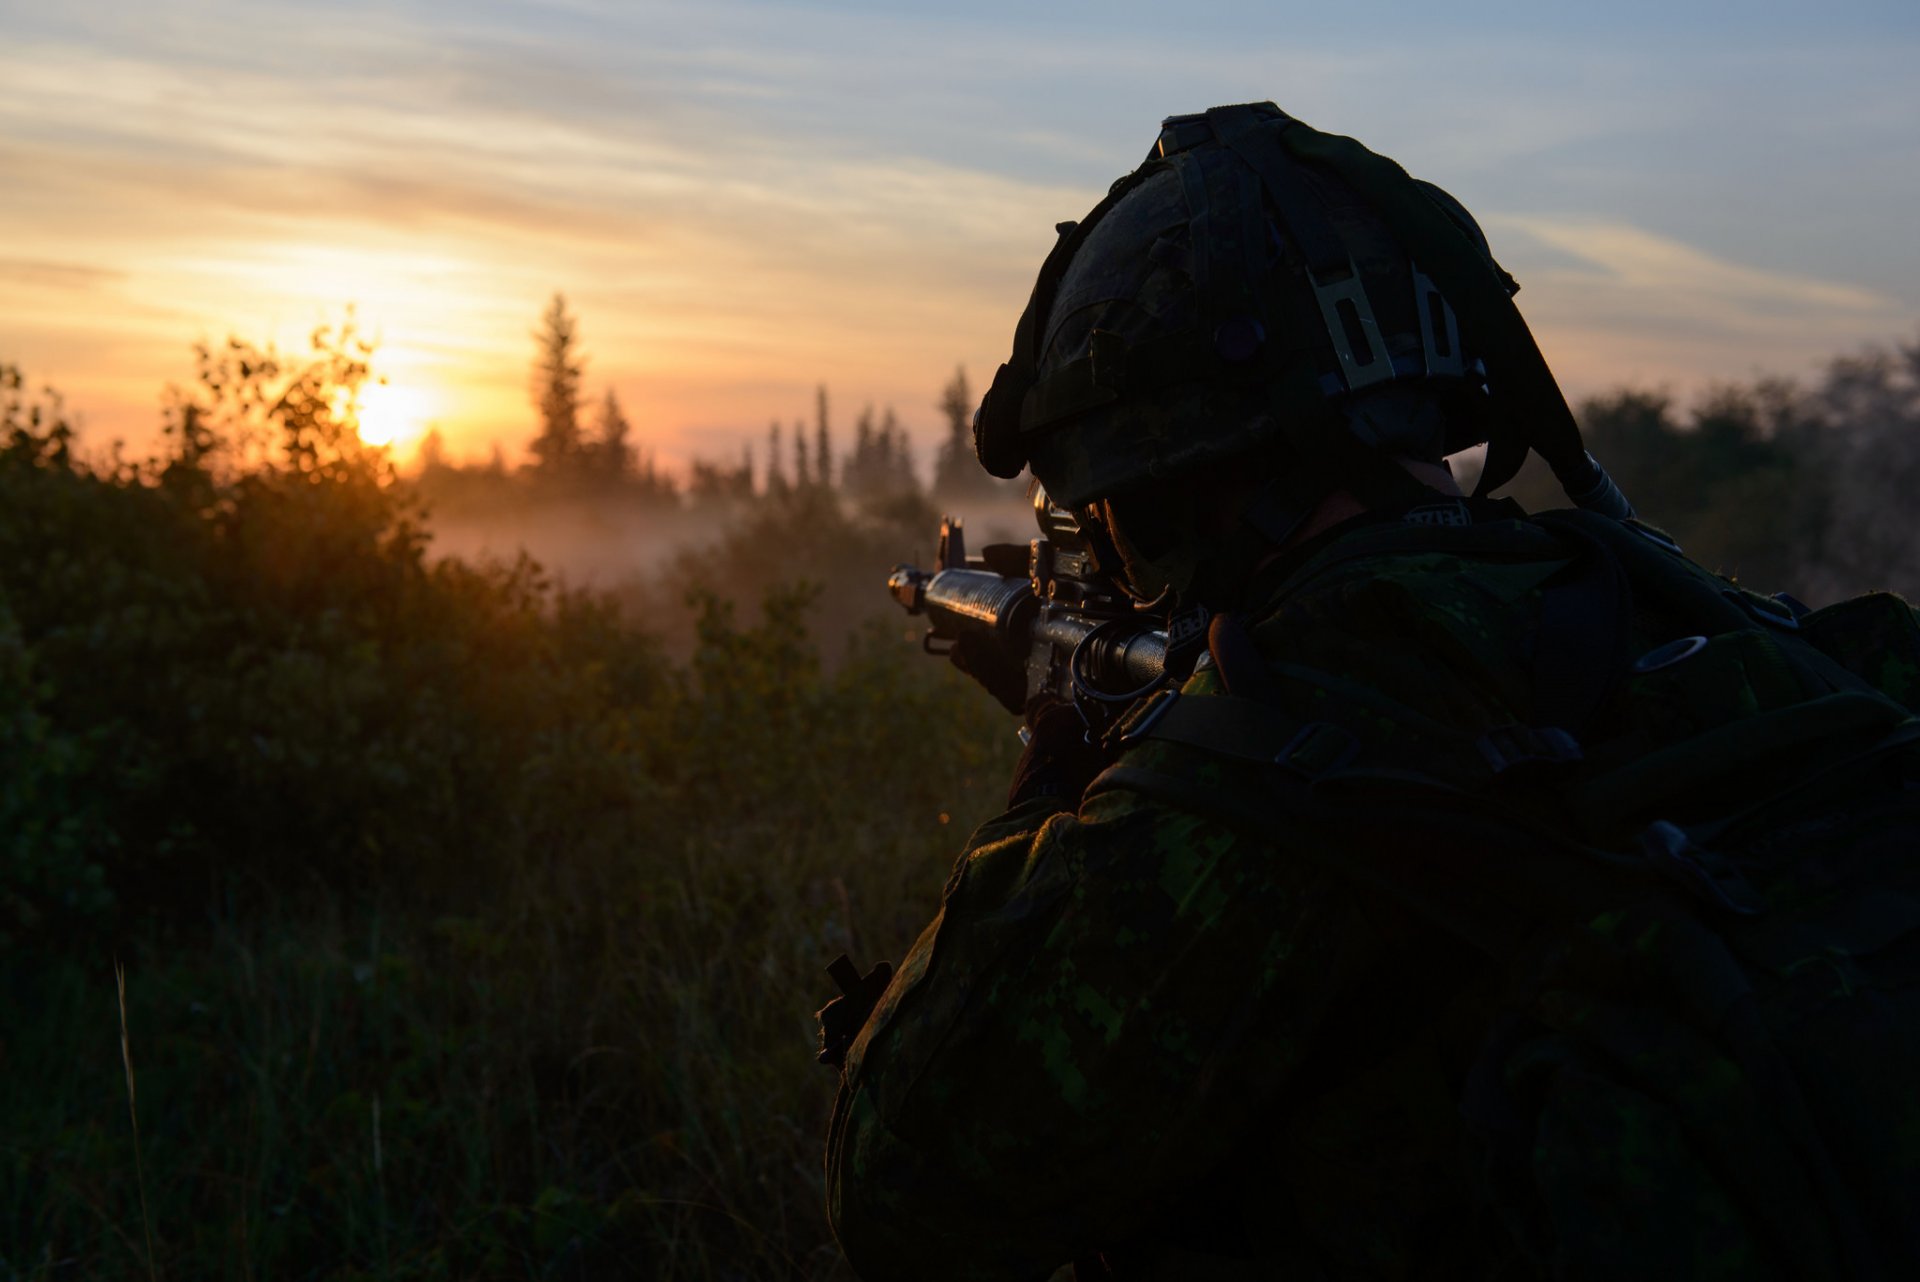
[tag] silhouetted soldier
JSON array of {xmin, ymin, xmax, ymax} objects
[{"xmin": 822, "ymin": 103, "xmax": 1920, "ymax": 1281}]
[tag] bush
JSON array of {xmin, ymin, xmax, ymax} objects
[{"xmin": 0, "ymin": 350, "xmax": 1018, "ymax": 1279}]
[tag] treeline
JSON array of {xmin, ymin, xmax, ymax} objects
[
  {"xmin": 0, "ymin": 336, "xmax": 1013, "ymax": 1279},
  {"xmin": 4, "ymin": 323, "xmax": 1918, "ymax": 1278},
  {"xmin": 1493, "ymin": 335, "xmax": 1920, "ymax": 605},
  {"xmin": 419, "ymin": 292, "xmax": 1017, "ymax": 514}
]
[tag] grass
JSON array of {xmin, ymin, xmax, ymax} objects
[
  {"xmin": 114, "ymin": 958, "xmax": 158, "ymax": 1282},
  {"xmin": 4, "ymin": 615, "xmax": 1015, "ymax": 1281},
  {"xmin": 0, "ymin": 351, "xmax": 1018, "ymax": 1276}
]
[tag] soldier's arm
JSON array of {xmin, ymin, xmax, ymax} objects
[{"xmin": 825, "ymin": 781, "xmax": 1384, "ymax": 1280}]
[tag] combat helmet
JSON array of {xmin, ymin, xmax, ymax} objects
[{"xmin": 973, "ymin": 103, "xmax": 1630, "ymax": 594}]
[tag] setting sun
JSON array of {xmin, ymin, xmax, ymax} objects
[{"xmin": 354, "ymin": 381, "xmax": 434, "ymax": 449}]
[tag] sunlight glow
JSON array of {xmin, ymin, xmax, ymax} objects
[
  {"xmin": 3, "ymin": 6, "xmax": 1915, "ymax": 465},
  {"xmin": 355, "ymin": 381, "xmax": 435, "ymax": 449}
]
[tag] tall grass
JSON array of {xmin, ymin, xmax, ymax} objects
[
  {"xmin": 7, "ymin": 613, "xmax": 1013, "ymax": 1281},
  {"xmin": 0, "ymin": 358, "xmax": 1018, "ymax": 1279},
  {"xmin": 114, "ymin": 959, "xmax": 158, "ymax": 1282}
]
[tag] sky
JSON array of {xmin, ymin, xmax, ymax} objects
[{"xmin": 3, "ymin": 0, "xmax": 1918, "ymax": 472}]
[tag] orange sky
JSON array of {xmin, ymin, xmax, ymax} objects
[{"xmin": 5, "ymin": 2, "xmax": 1917, "ymax": 476}]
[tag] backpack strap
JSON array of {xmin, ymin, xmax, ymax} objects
[
  {"xmin": 1534, "ymin": 507, "xmax": 1913, "ymax": 706},
  {"xmin": 1527, "ymin": 515, "xmax": 1633, "ymax": 735}
]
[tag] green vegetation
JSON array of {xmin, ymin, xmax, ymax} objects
[
  {"xmin": 1491, "ymin": 338, "xmax": 1920, "ymax": 604},
  {"xmin": 0, "ymin": 337, "xmax": 1014, "ymax": 1280},
  {"xmin": 4, "ymin": 323, "xmax": 1917, "ymax": 1278}
]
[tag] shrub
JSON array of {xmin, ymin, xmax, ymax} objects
[{"xmin": 1, "ymin": 349, "xmax": 1017, "ymax": 1279}]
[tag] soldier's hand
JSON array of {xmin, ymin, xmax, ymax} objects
[
  {"xmin": 1006, "ymin": 699, "xmax": 1113, "ymax": 808},
  {"xmin": 948, "ymin": 631, "xmax": 1028, "ymax": 715},
  {"xmin": 816, "ymin": 955, "xmax": 894, "ymax": 1071}
]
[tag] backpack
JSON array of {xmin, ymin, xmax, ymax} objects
[{"xmin": 1087, "ymin": 506, "xmax": 1920, "ymax": 1281}]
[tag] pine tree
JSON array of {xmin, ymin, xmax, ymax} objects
[
  {"xmin": 933, "ymin": 365, "xmax": 986, "ymax": 495},
  {"xmin": 765, "ymin": 421, "xmax": 787, "ymax": 495},
  {"xmin": 530, "ymin": 293, "xmax": 587, "ymax": 473},
  {"xmin": 594, "ymin": 387, "xmax": 634, "ymax": 477},
  {"xmin": 793, "ymin": 419, "xmax": 809, "ymax": 488},
  {"xmin": 815, "ymin": 385, "xmax": 833, "ymax": 489},
  {"xmin": 880, "ymin": 406, "xmax": 917, "ymax": 490},
  {"xmin": 843, "ymin": 404, "xmax": 877, "ymax": 499}
]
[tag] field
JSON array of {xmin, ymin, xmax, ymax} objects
[
  {"xmin": 1, "ymin": 359, "xmax": 1021, "ymax": 1280},
  {"xmin": 4, "ymin": 331, "xmax": 1919, "ymax": 1279}
]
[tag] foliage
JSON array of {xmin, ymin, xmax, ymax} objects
[
  {"xmin": 838, "ymin": 405, "xmax": 918, "ymax": 504},
  {"xmin": 529, "ymin": 292, "xmax": 587, "ymax": 475},
  {"xmin": 13, "ymin": 321, "xmax": 1920, "ymax": 1279},
  {"xmin": 928, "ymin": 365, "xmax": 1017, "ymax": 503},
  {"xmin": 1795, "ymin": 338, "xmax": 1920, "ymax": 600},
  {"xmin": 618, "ymin": 481, "xmax": 944, "ymax": 664},
  {"xmin": 1490, "ymin": 333, "xmax": 1920, "ymax": 605},
  {"xmin": 931, "ymin": 364, "xmax": 974, "ymax": 497},
  {"xmin": 684, "ymin": 444, "xmax": 757, "ymax": 506},
  {"xmin": 592, "ymin": 387, "xmax": 636, "ymax": 478},
  {"xmin": 814, "ymin": 385, "xmax": 834, "ymax": 490},
  {"xmin": 0, "ymin": 347, "xmax": 1016, "ymax": 1280},
  {"xmin": 0, "ymin": 369, "xmax": 111, "ymax": 946}
]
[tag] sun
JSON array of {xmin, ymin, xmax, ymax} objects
[{"xmin": 354, "ymin": 381, "xmax": 432, "ymax": 449}]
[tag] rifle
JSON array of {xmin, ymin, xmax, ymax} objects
[{"xmin": 887, "ymin": 490, "xmax": 1208, "ymax": 734}]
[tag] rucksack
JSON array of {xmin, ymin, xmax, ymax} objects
[{"xmin": 1088, "ymin": 506, "xmax": 1920, "ymax": 1280}]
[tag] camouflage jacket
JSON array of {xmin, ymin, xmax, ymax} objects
[{"xmin": 826, "ymin": 500, "xmax": 1920, "ymax": 1281}]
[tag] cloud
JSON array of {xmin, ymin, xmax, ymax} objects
[
  {"xmin": 1485, "ymin": 216, "xmax": 1910, "ymax": 396},
  {"xmin": 0, "ymin": 20, "xmax": 1092, "ymax": 463},
  {"xmin": 0, "ymin": 259, "xmax": 125, "ymax": 292},
  {"xmin": 1495, "ymin": 216, "xmax": 1897, "ymax": 317},
  {"xmin": 3, "ymin": 0, "xmax": 1917, "ymax": 469}
]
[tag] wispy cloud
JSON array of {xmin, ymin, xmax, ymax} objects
[
  {"xmin": 2, "ymin": 0, "xmax": 1916, "ymax": 465},
  {"xmin": 1491, "ymin": 216, "xmax": 1908, "ymax": 395},
  {"xmin": 0, "ymin": 22, "xmax": 1094, "ymax": 459},
  {"xmin": 1497, "ymin": 216, "xmax": 1899, "ymax": 318},
  {"xmin": 0, "ymin": 260, "xmax": 126, "ymax": 292}
]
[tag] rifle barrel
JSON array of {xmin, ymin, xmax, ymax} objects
[
  {"xmin": 919, "ymin": 568, "xmax": 1035, "ymax": 644},
  {"xmin": 1035, "ymin": 615, "xmax": 1167, "ymax": 691},
  {"xmin": 895, "ymin": 564, "xmax": 1169, "ymax": 699}
]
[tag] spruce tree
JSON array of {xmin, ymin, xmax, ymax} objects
[
  {"xmin": 933, "ymin": 365, "xmax": 976, "ymax": 494},
  {"xmin": 594, "ymin": 387, "xmax": 634, "ymax": 477},
  {"xmin": 815, "ymin": 385, "xmax": 833, "ymax": 489},
  {"xmin": 530, "ymin": 293, "xmax": 586, "ymax": 474},
  {"xmin": 765, "ymin": 421, "xmax": 787, "ymax": 495},
  {"xmin": 880, "ymin": 406, "xmax": 917, "ymax": 490}
]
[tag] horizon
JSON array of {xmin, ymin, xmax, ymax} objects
[{"xmin": 5, "ymin": 0, "xmax": 1918, "ymax": 474}]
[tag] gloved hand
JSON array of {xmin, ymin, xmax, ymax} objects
[
  {"xmin": 816, "ymin": 955, "xmax": 894, "ymax": 1070},
  {"xmin": 1006, "ymin": 699, "xmax": 1114, "ymax": 809},
  {"xmin": 948, "ymin": 632, "xmax": 1028, "ymax": 715}
]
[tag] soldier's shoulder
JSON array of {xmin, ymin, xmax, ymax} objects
[
  {"xmin": 1259, "ymin": 504, "xmax": 1566, "ymax": 610},
  {"xmin": 1235, "ymin": 513, "xmax": 1567, "ymax": 713}
]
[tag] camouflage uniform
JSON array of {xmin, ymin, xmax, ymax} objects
[{"xmin": 828, "ymin": 501, "xmax": 1920, "ymax": 1281}]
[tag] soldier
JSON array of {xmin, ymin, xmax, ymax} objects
[{"xmin": 822, "ymin": 103, "xmax": 1920, "ymax": 1280}]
